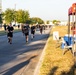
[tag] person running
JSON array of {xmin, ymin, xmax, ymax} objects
[
  {"xmin": 23, "ymin": 24, "xmax": 29, "ymax": 43},
  {"xmin": 6, "ymin": 23, "xmax": 14, "ymax": 44},
  {"xmin": 39, "ymin": 25, "xmax": 43, "ymax": 34},
  {"xmin": 21, "ymin": 23, "xmax": 25, "ymax": 36},
  {"xmin": 31, "ymin": 24, "xmax": 36, "ymax": 40},
  {"xmin": 43, "ymin": 25, "xmax": 46, "ymax": 33},
  {"xmin": 18, "ymin": 24, "xmax": 20, "ymax": 29},
  {"xmin": 3, "ymin": 23, "xmax": 7, "ymax": 32}
]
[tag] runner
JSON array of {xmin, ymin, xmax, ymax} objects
[
  {"xmin": 23, "ymin": 24, "xmax": 29, "ymax": 43},
  {"xmin": 6, "ymin": 23, "xmax": 14, "ymax": 44},
  {"xmin": 39, "ymin": 25, "xmax": 43, "ymax": 34},
  {"xmin": 3, "ymin": 23, "xmax": 7, "ymax": 31},
  {"xmin": 21, "ymin": 23, "xmax": 25, "ymax": 36},
  {"xmin": 31, "ymin": 24, "xmax": 36, "ymax": 40},
  {"xmin": 43, "ymin": 25, "xmax": 46, "ymax": 33}
]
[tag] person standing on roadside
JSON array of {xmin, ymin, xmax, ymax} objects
[
  {"xmin": 6, "ymin": 23, "xmax": 14, "ymax": 44},
  {"xmin": 23, "ymin": 24, "xmax": 29, "ymax": 43}
]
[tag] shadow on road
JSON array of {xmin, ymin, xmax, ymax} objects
[{"xmin": 0, "ymin": 55, "xmax": 37, "ymax": 75}]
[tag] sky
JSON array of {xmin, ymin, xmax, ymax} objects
[{"xmin": 2, "ymin": 0, "xmax": 76, "ymax": 21}]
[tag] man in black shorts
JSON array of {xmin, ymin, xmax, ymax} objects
[
  {"xmin": 23, "ymin": 24, "xmax": 29, "ymax": 43},
  {"xmin": 31, "ymin": 24, "xmax": 36, "ymax": 40},
  {"xmin": 39, "ymin": 25, "xmax": 43, "ymax": 34},
  {"xmin": 6, "ymin": 23, "xmax": 14, "ymax": 44}
]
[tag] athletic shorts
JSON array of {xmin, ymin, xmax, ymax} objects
[
  {"xmin": 24, "ymin": 32, "xmax": 29, "ymax": 36},
  {"xmin": 31, "ymin": 31, "xmax": 35, "ymax": 34},
  {"xmin": 7, "ymin": 32, "xmax": 13, "ymax": 37}
]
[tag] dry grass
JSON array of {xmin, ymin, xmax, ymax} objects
[{"xmin": 39, "ymin": 26, "xmax": 75, "ymax": 75}]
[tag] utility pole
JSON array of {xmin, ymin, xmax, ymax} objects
[
  {"xmin": 0, "ymin": 0, "xmax": 2, "ymax": 28},
  {"xmin": 14, "ymin": 4, "xmax": 16, "ymax": 25}
]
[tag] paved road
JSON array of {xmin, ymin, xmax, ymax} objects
[{"xmin": 0, "ymin": 28, "xmax": 50, "ymax": 75}]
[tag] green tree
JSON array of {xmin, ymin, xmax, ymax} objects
[
  {"xmin": 25, "ymin": 17, "xmax": 44, "ymax": 25},
  {"xmin": 16, "ymin": 9, "xmax": 29, "ymax": 23},
  {"xmin": 4, "ymin": 8, "xmax": 15, "ymax": 24},
  {"xmin": 46, "ymin": 20, "xmax": 49, "ymax": 24},
  {"xmin": 30, "ymin": 17, "xmax": 44, "ymax": 24},
  {"xmin": 37, "ymin": 18, "xmax": 44, "ymax": 24},
  {"xmin": 52, "ymin": 20, "xmax": 60, "ymax": 25},
  {"xmin": 25, "ymin": 18, "xmax": 33, "ymax": 24},
  {"xmin": 52, "ymin": 20, "xmax": 57, "ymax": 24}
]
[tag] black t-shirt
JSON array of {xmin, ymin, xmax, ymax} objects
[
  {"xmin": 31, "ymin": 26, "xmax": 35, "ymax": 31},
  {"xmin": 7, "ymin": 26, "xmax": 14, "ymax": 32},
  {"xmin": 23, "ymin": 25, "xmax": 29, "ymax": 33},
  {"xmin": 39, "ymin": 26, "xmax": 43, "ymax": 30}
]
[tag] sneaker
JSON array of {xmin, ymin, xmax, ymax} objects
[
  {"xmin": 26, "ymin": 40, "xmax": 28, "ymax": 43},
  {"xmin": 8, "ymin": 39, "xmax": 10, "ymax": 43},
  {"xmin": 10, "ymin": 42, "xmax": 12, "ymax": 44},
  {"xmin": 33, "ymin": 36, "xmax": 34, "ymax": 38}
]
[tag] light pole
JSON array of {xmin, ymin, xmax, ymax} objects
[
  {"xmin": 0, "ymin": 0, "xmax": 2, "ymax": 28},
  {"xmin": 14, "ymin": 4, "xmax": 16, "ymax": 26}
]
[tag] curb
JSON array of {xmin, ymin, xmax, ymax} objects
[{"xmin": 33, "ymin": 29, "xmax": 51, "ymax": 75}]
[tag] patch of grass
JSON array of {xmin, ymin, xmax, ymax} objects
[
  {"xmin": 0, "ymin": 31, "xmax": 7, "ymax": 36},
  {"xmin": 14, "ymin": 29, "xmax": 21, "ymax": 33},
  {"xmin": 39, "ymin": 26, "xmax": 75, "ymax": 75}
]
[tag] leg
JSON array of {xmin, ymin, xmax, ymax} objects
[
  {"xmin": 8, "ymin": 37, "xmax": 12, "ymax": 44},
  {"xmin": 33, "ymin": 33, "xmax": 34, "ymax": 38},
  {"xmin": 31, "ymin": 34, "xmax": 33, "ymax": 39},
  {"xmin": 26, "ymin": 35, "xmax": 28, "ymax": 42},
  {"xmin": 8, "ymin": 37, "xmax": 10, "ymax": 43},
  {"xmin": 10, "ymin": 37, "xmax": 12, "ymax": 44}
]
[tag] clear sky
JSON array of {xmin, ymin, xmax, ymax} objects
[{"xmin": 2, "ymin": 0, "xmax": 76, "ymax": 21}]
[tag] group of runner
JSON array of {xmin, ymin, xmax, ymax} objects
[{"xmin": 6, "ymin": 23, "xmax": 48, "ymax": 44}]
